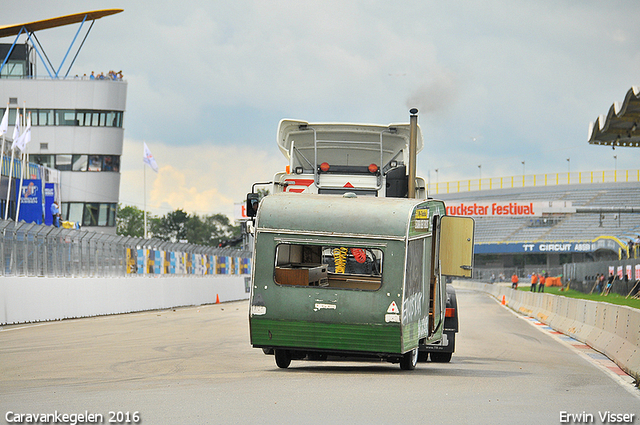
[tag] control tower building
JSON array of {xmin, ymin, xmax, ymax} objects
[{"xmin": 0, "ymin": 9, "xmax": 126, "ymax": 233}]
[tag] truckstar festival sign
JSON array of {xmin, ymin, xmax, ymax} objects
[{"xmin": 445, "ymin": 201, "xmax": 574, "ymax": 217}]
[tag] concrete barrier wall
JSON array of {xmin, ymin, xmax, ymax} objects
[
  {"xmin": 453, "ymin": 280, "xmax": 640, "ymax": 382},
  {"xmin": 0, "ymin": 275, "xmax": 250, "ymax": 325}
]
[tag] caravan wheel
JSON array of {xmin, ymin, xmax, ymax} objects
[
  {"xmin": 400, "ymin": 348, "xmax": 418, "ymax": 370},
  {"xmin": 274, "ymin": 349, "xmax": 291, "ymax": 369}
]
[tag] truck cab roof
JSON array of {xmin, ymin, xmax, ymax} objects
[{"xmin": 277, "ymin": 119, "xmax": 424, "ymax": 173}]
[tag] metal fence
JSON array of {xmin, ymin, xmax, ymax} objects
[
  {"xmin": 0, "ymin": 219, "xmax": 251, "ymax": 277},
  {"xmin": 428, "ymin": 169, "xmax": 640, "ymax": 194},
  {"xmin": 473, "ymin": 266, "xmax": 564, "ymax": 283}
]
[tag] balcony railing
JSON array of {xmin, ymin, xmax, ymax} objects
[{"xmin": 427, "ymin": 170, "xmax": 640, "ymax": 194}]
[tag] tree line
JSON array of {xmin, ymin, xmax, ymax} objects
[{"xmin": 116, "ymin": 204, "xmax": 242, "ymax": 247}]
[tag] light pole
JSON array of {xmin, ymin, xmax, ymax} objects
[
  {"xmin": 431, "ymin": 169, "xmax": 438, "ymax": 193},
  {"xmin": 614, "ymin": 155, "xmax": 617, "ymax": 181},
  {"xmin": 567, "ymin": 158, "xmax": 570, "ymax": 184},
  {"xmin": 478, "ymin": 164, "xmax": 481, "ymax": 180}
]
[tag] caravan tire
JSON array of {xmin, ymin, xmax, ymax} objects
[
  {"xmin": 274, "ymin": 349, "xmax": 291, "ymax": 368},
  {"xmin": 400, "ymin": 348, "xmax": 418, "ymax": 370}
]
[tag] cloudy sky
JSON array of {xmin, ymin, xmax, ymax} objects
[{"xmin": 3, "ymin": 1, "xmax": 640, "ymax": 219}]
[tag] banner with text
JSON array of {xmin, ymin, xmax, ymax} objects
[
  {"xmin": 445, "ymin": 201, "xmax": 574, "ymax": 217},
  {"xmin": 16, "ymin": 179, "xmax": 43, "ymax": 224}
]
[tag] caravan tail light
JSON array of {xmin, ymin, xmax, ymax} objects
[
  {"xmin": 368, "ymin": 163, "xmax": 378, "ymax": 173},
  {"xmin": 445, "ymin": 308, "xmax": 455, "ymax": 318},
  {"xmin": 320, "ymin": 162, "xmax": 330, "ymax": 172}
]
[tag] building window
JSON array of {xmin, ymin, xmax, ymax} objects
[
  {"xmin": 27, "ymin": 109, "xmax": 123, "ymax": 128},
  {"xmin": 55, "ymin": 110, "xmax": 76, "ymax": 126},
  {"xmin": 4, "ymin": 108, "xmax": 18, "ymax": 126},
  {"xmin": 88, "ymin": 155, "xmax": 102, "ymax": 171},
  {"xmin": 37, "ymin": 109, "xmax": 54, "ymax": 126},
  {"xmin": 102, "ymin": 155, "xmax": 119, "ymax": 172},
  {"xmin": 65, "ymin": 203, "xmax": 84, "ymax": 223},
  {"xmin": 61, "ymin": 202, "xmax": 116, "ymax": 227},
  {"xmin": 55, "ymin": 154, "xmax": 72, "ymax": 171},
  {"xmin": 72, "ymin": 155, "xmax": 88, "ymax": 171},
  {"xmin": 52, "ymin": 154, "xmax": 120, "ymax": 172},
  {"xmin": 76, "ymin": 111, "xmax": 89, "ymax": 126},
  {"xmin": 83, "ymin": 203, "xmax": 99, "ymax": 226},
  {"xmin": 31, "ymin": 154, "xmax": 54, "ymax": 168},
  {"xmin": 0, "ymin": 61, "xmax": 24, "ymax": 78}
]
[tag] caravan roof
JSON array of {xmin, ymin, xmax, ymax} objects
[{"xmin": 256, "ymin": 193, "xmax": 440, "ymax": 239}]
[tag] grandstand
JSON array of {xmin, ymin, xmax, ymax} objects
[
  {"xmin": 431, "ymin": 179, "xmax": 640, "ymax": 278},
  {"xmin": 428, "ymin": 87, "xmax": 640, "ymax": 287}
]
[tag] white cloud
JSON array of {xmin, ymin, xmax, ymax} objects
[{"xmin": 119, "ymin": 138, "xmax": 286, "ymax": 220}]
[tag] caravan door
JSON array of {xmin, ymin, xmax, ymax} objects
[{"xmin": 439, "ymin": 216, "xmax": 475, "ymax": 278}]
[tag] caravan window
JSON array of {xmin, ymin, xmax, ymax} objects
[{"xmin": 274, "ymin": 243, "xmax": 383, "ymax": 291}]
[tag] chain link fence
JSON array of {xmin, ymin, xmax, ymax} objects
[{"xmin": 0, "ymin": 219, "xmax": 251, "ymax": 277}]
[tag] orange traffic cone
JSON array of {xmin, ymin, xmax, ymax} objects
[
  {"xmin": 501, "ymin": 295, "xmax": 506, "ymax": 305},
  {"xmin": 216, "ymin": 294, "xmax": 220, "ymax": 304}
]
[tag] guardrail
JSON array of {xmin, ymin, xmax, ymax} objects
[
  {"xmin": 428, "ymin": 169, "xmax": 640, "ymax": 194},
  {"xmin": 454, "ymin": 279, "xmax": 639, "ymax": 385},
  {"xmin": 0, "ymin": 219, "xmax": 251, "ymax": 278}
]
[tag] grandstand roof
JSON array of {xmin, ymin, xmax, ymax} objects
[
  {"xmin": 0, "ymin": 9, "xmax": 123, "ymax": 39},
  {"xmin": 588, "ymin": 86, "xmax": 640, "ymax": 147}
]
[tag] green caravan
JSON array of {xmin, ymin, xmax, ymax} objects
[{"xmin": 248, "ymin": 192, "xmax": 474, "ymax": 369}]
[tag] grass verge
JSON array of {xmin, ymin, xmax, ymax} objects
[{"xmin": 518, "ymin": 285, "xmax": 640, "ymax": 309}]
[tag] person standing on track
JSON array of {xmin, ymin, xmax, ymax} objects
[
  {"xmin": 511, "ymin": 273, "xmax": 519, "ymax": 289},
  {"xmin": 530, "ymin": 272, "xmax": 538, "ymax": 292}
]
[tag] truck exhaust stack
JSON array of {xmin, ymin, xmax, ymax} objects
[{"xmin": 408, "ymin": 108, "xmax": 418, "ymax": 199}]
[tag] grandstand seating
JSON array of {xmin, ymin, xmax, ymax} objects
[{"xmin": 435, "ymin": 182, "xmax": 640, "ymax": 245}]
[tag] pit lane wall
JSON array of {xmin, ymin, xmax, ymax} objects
[
  {"xmin": 0, "ymin": 275, "xmax": 250, "ymax": 325},
  {"xmin": 453, "ymin": 279, "xmax": 640, "ymax": 382}
]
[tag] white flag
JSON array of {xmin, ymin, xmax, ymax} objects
[
  {"xmin": 15, "ymin": 113, "xmax": 31, "ymax": 152},
  {"xmin": 11, "ymin": 109, "xmax": 20, "ymax": 149},
  {"xmin": 0, "ymin": 105, "xmax": 8, "ymax": 135},
  {"xmin": 143, "ymin": 142, "xmax": 159, "ymax": 172}
]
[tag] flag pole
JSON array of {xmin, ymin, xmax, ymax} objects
[
  {"xmin": 4, "ymin": 145, "xmax": 14, "ymax": 220},
  {"xmin": 15, "ymin": 111, "xmax": 26, "ymax": 222},
  {"xmin": 144, "ymin": 153, "xmax": 147, "ymax": 239},
  {"xmin": 142, "ymin": 141, "xmax": 158, "ymax": 238},
  {"xmin": 15, "ymin": 150, "xmax": 24, "ymax": 222},
  {"xmin": 0, "ymin": 103, "xmax": 6, "ymax": 160},
  {"xmin": 4, "ymin": 108, "xmax": 19, "ymax": 220},
  {"xmin": 0, "ymin": 133, "xmax": 4, "ymax": 180},
  {"xmin": 0, "ymin": 134, "xmax": 4, "ymax": 217}
]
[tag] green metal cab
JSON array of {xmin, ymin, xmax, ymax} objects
[{"xmin": 249, "ymin": 192, "xmax": 473, "ymax": 369}]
